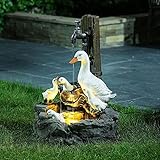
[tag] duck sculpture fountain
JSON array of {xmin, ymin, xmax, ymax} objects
[
  {"xmin": 40, "ymin": 50, "xmax": 116, "ymax": 122},
  {"xmin": 69, "ymin": 50, "xmax": 116, "ymax": 111},
  {"xmin": 34, "ymin": 50, "xmax": 118, "ymax": 144}
]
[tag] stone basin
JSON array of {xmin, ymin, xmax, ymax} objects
[{"xmin": 34, "ymin": 104, "xmax": 119, "ymax": 145}]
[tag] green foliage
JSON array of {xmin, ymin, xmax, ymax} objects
[
  {"xmin": 41, "ymin": 0, "xmax": 56, "ymax": 15},
  {"xmin": 16, "ymin": 0, "xmax": 56, "ymax": 15},
  {"xmin": 0, "ymin": 0, "xmax": 13, "ymax": 32},
  {"xmin": 0, "ymin": 0, "xmax": 57, "ymax": 31},
  {"xmin": 0, "ymin": 0, "xmax": 13, "ymax": 14},
  {"xmin": 12, "ymin": 0, "xmax": 55, "ymax": 14},
  {"xmin": 16, "ymin": 0, "xmax": 35, "ymax": 11},
  {"xmin": 54, "ymin": 0, "xmax": 74, "ymax": 16}
]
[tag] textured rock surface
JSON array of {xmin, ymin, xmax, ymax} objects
[{"xmin": 34, "ymin": 104, "xmax": 119, "ymax": 144}]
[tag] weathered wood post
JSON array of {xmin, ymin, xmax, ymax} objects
[
  {"xmin": 81, "ymin": 15, "xmax": 102, "ymax": 77},
  {"xmin": 71, "ymin": 14, "xmax": 102, "ymax": 77},
  {"xmin": 147, "ymin": 0, "xmax": 160, "ymax": 43}
]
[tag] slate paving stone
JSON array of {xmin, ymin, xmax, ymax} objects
[{"xmin": 0, "ymin": 38, "xmax": 160, "ymax": 109}]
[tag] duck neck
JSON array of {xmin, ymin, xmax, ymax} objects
[
  {"xmin": 79, "ymin": 59, "xmax": 90, "ymax": 75},
  {"xmin": 53, "ymin": 82, "xmax": 58, "ymax": 92},
  {"xmin": 64, "ymin": 80, "xmax": 74, "ymax": 91}
]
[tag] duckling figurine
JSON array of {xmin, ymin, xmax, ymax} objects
[
  {"xmin": 69, "ymin": 50, "xmax": 116, "ymax": 110},
  {"xmin": 47, "ymin": 109, "xmax": 65, "ymax": 123},
  {"xmin": 57, "ymin": 77, "xmax": 77, "ymax": 91},
  {"xmin": 42, "ymin": 77, "xmax": 59, "ymax": 104}
]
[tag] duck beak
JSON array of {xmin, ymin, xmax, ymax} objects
[{"xmin": 69, "ymin": 57, "xmax": 78, "ymax": 64}]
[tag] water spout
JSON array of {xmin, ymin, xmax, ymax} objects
[
  {"xmin": 71, "ymin": 20, "xmax": 87, "ymax": 46},
  {"xmin": 72, "ymin": 64, "xmax": 75, "ymax": 85}
]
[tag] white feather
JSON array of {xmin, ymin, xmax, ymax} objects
[
  {"xmin": 47, "ymin": 109, "xmax": 65, "ymax": 123},
  {"xmin": 70, "ymin": 50, "xmax": 116, "ymax": 110}
]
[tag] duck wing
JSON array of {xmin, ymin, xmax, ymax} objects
[
  {"xmin": 98, "ymin": 93, "xmax": 117, "ymax": 102},
  {"xmin": 86, "ymin": 89, "xmax": 108, "ymax": 111},
  {"xmin": 82, "ymin": 73, "xmax": 112, "ymax": 97}
]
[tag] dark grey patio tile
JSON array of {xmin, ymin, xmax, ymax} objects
[{"xmin": 0, "ymin": 38, "xmax": 160, "ymax": 109}]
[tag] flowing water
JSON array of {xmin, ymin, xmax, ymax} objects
[
  {"xmin": 71, "ymin": 43, "xmax": 76, "ymax": 85},
  {"xmin": 72, "ymin": 64, "xmax": 75, "ymax": 85}
]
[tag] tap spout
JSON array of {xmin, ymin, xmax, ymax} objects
[{"xmin": 71, "ymin": 20, "xmax": 87, "ymax": 45}]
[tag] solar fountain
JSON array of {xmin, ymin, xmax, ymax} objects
[{"xmin": 34, "ymin": 15, "xmax": 119, "ymax": 144}]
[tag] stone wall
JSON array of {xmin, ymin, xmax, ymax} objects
[
  {"xmin": 3, "ymin": 12, "xmax": 136, "ymax": 48},
  {"xmin": 100, "ymin": 17, "xmax": 135, "ymax": 47},
  {"xmin": 3, "ymin": 12, "xmax": 76, "ymax": 47}
]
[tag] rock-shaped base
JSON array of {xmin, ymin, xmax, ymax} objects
[{"xmin": 34, "ymin": 104, "xmax": 119, "ymax": 144}]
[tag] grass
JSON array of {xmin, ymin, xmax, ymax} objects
[{"xmin": 0, "ymin": 80, "xmax": 160, "ymax": 160}]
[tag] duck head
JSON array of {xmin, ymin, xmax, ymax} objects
[
  {"xmin": 52, "ymin": 77, "xmax": 59, "ymax": 86},
  {"xmin": 57, "ymin": 76, "xmax": 74, "ymax": 91},
  {"xmin": 69, "ymin": 50, "xmax": 89, "ymax": 64},
  {"xmin": 57, "ymin": 77, "xmax": 67, "ymax": 85}
]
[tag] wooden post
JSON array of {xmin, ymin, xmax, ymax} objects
[
  {"xmin": 147, "ymin": 0, "xmax": 160, "ymax": 43},
  {"xmin": 81, "ymin": 15, "xmax": 102, "ymax": 77}
]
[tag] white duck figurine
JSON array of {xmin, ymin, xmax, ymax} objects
[
  {"xmin": 57, "ymin": 77, "xmax": 74, "ymax": 91},
  {"xmin": 86, "ymin": 90, "xmax": 108, "ymax": 111},
  {"xmin": 69, "ymin": 50, "xmax": 116, "ymax": 105},
  {"xmin": 47, "ymin": 109, "xmax": 65, "ymax": 123},
  {"xmin": 42, "ymin": 77, "xmax": 59, "ymax": 102}
]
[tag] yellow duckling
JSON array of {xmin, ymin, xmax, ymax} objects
[
  {"xmin": 57, "ymin": 76, "xmax": 77, "ymax": 91},
  {"xmin": 42, "ymin": 77, "xmax": 59, "ymax": 104}
]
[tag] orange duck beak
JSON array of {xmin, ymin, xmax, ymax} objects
[{"xmin": 69, "ymin": 57, "xmax": 78, "ymax": 64}]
